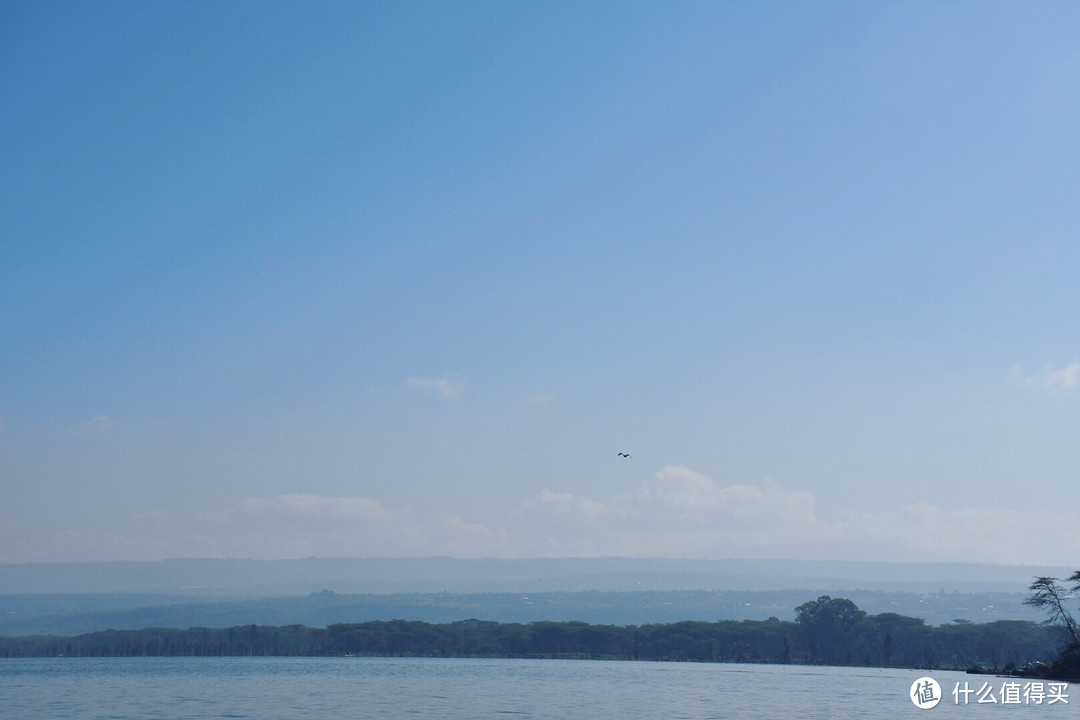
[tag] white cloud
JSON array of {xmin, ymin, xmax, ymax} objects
[
  {"xmin": 1024, "ymin": 359, "xmax": 1080, "ymax": 391},
  {"xmin": 522, "ymin": 489, "xmax": 610, "ymax": 520},
  {"xmin": 21, "ymin": 469, "xmax": 1080, "ymax": 565},
  {"xmin": 526, "ymin": 393, "xmax": 554, "ymax": 406},
  {"xmin": 240, "ymin": 494, "xmax": 388, "ymax": 520},
  {"xmin": 407, "ymin": 377, "xmax": 464, "ymax": 399},
  {"xmin": 106, "ymin": 494, "xmax": 515, "ymax": 560},
  {"xmin": 514, "ymin": 467, "xmax": 835, "ymax": 556},
  {"xmin": 434, "ymin": 514, "xmax": 516, "ymax": 556},
  {"xmin": 837, "ymin": 504, "xmax": 1080, "ymax": 566},
  {"xmin": 634, "ymin": 465, "xmax": 718, "ymax": 509},
  {"xmin": 629, "ymin": 466, "xmax": 829, "ymax": 542},
  {"xmin": 73, "ymin": 414, "xmax": 114, "ymax": 435},
  {"xmin": 511, "ymin": 468, "xmax": 1080, "ymax": 564}
]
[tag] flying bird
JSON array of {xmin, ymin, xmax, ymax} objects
[{"xmin": 617, "ymin": 452, "xmax": 631, "ymax": 458}]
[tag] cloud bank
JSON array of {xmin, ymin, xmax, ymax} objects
[
  {"xmin": 10, "ymin": 466, "xmax": 1075, "ymax": 566},
  {"xmin": 1023, "ymin": 360, "xmax": 1080, "ymax": 391}
]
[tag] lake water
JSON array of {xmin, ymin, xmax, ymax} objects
[{"xmin": 0, "ymin": 657, "xmax": 1066, "ymax": 718}]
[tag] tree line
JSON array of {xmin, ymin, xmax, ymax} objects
[{"xmin": 0, "ymin": 595, "xmax": 1069, "ymax": 672}]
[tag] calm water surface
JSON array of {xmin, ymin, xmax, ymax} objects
[{"xmin": 0, "ymin": 657, "xmax": 1064, "ymax": 719}]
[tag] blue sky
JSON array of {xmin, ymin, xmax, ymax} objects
[{"xmin": 2, "ymin": 1, "xmax": 1079, "ymax": 564}]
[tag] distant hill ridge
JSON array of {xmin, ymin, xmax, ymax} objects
[
  {"xmin": 0, "ymin": 588, "xmax": 1045, "ymax": 637},
  {"xmin": 0, "ymin": 557, "xmax": 1067, "ymax": 594}
]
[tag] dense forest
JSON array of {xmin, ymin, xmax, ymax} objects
[{"xmin": 1, "ymin": 596, "xmax": 1070, "ymax": 674}]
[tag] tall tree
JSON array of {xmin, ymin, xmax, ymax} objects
[
  {"xmin": 794, "ymin": 595, "xmax": 868, "ymax": 665},
  {"xmin": 1024, "ymin": 576, "xmax": 1079, "ymax": 645}
]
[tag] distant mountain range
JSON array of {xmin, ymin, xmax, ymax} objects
[
  {"xmin": 0, "ymin": 556, "xmax": 1068, "ymax": 594},
  {"xmin": 0, "ymin": 557, "xmax": 1065, "ymax": 637},
  {"xmin": 0, "ymin": 587, "xmax": 1047, "ymax": 637}
]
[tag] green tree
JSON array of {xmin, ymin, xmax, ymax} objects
[
  {"xmin": 1025, "ymin": 576, "xmax": 1079, "ymax": 645},
  {"xmin": 794, "ymin": 595, "xmax": 867, "ymax": 665}
]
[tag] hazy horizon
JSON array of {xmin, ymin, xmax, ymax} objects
[
  {"xmin": 3, "ymin": 2, "xmax": 1079, "ymax": 568},
  {"xmin": 2, "ymin": 555, "xmax": 1069, "ymax": 597}
]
